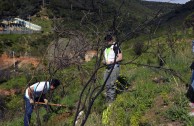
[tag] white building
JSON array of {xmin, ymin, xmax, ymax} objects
[{"xmin": 13, "ymin": 18, "xmax": 42, "ymax": 31}]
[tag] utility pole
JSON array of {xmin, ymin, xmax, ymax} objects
[{"xmin": 13, "ymin": 51, "xmax": 15, "ymax": 72}]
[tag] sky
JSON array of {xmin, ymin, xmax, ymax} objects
[{"xmin": 144, "ymin": 0, "xmax": 190, "ymax": 4}]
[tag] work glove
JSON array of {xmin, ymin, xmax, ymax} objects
[
  {"xmin": 44, "ymin": 99, "xmax": 48, "ymax": 104},
  {"xmin": 29, "ymin": 99, "xmax": 34, "ymax": 104}
]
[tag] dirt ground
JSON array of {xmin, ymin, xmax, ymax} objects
[
  {"xmin": 0, "ymin": 53, "xmax": 40, "ymax": 96},
  {"xmin": 0, "ymin": 53, "xmax": 39, "ymax": 70}
]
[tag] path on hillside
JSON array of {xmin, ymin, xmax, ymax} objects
[
  {"xmin": 0, "ymin": 89, "xmax": 22, "ymax": 96},
  {"xmin": 0, "ymin": 53, "xmax": 39, "ymax": 70}
]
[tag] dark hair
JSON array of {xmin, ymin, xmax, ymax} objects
[
  {"xmin": 104, "ymin": 35, "xmax": 112, "ymax": 42},
  {"xmin": 51, "ymin": 79, "xmax": 60, "ymax": 88}
]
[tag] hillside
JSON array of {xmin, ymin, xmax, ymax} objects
[
  {"xmin": 140, "ymin": 1, "xmax": 180, "ymax": 15},
  {"xmin": 0, "ymin": 1, "xmax": 194, "ymax": 126},
  {"xmin": 153, "ymin": 0, "xmax": 194, "ymax": 29}
]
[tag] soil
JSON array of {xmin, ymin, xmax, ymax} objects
[
  {"xmin": 142, "ymin": 95, "xmax": 184, "ymax": 126},
  {"xmin": 0, "ymin": 53, "xmax": 39, "ymax": 70},
  {"xmin": 0, "ymin": 88, "xmax": 21, "ymax": 96},
  {"xmin": 0, "ymin": 53, "xmax": 39, "ymax": 96}
]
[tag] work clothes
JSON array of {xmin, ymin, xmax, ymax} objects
[
  {"xmin": 186, "ymin": 62, "xmax": 194, "ymax": 103},
  {"xmin": 24, "ymin": 81, "xmax": 50, "ymax": 126},
  {"xmin": 104, "ymin": 64, "xmax": 120, "ymax": 102},
  {"xmin": 25, "ymin": 81, "xmax": 50, "ymax": 99},
  {"xmin": 104, "ymin": 44, "xmax": 121, "ymax": 64},
  {"xmin": 104, "ymin": 43, "xmax": 121, "ymax": 103}
]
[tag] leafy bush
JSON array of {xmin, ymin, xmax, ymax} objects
[
  {"xmin": 0, "ymin": 70, "xmax": 11, "ymax": 83},
  {"xmin": 7, "ymin": 96, "xmax": 22, "ymax": 110},
  {"xmin": 184, "ymin": 12, "xmax": 194, "ymax": 29},
  {"xmin": 115, "ymin": 75, "xmax": 130, "ymax": 94},
  {"xmin": 133, "ymin": 41, "xmax": 144, "ymax": 56},
  {"xmin": 0, "ymin": 75, "xmax": 27, "ymax": 90},
  {"xmin": 163, "ymin": 92, "xmax": 191, "ymax": 124}
]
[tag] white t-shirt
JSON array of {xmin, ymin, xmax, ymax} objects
[
  {"xmin": 25, "ymin": 81, "xmax": 50, "ymax": 99},
  {"xmin": 104, "ymin": 44, "xmax": 121, "ymax": 63}
]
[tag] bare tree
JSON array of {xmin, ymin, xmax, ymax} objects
[{"xmin": 23, "ymin": 1, "xmax": 189, "ymax": 126}]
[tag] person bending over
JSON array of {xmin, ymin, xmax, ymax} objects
[{"xmin": 24, "ymin": 79, "xmax": 60, "ymax": 126}]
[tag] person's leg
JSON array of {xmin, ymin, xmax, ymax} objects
[
  {"xmin": 104, "ymin": 69, "xmax": 112, "ymax": 103},
  {"xmin": 109, "ymin": 66, "xmax": 120, "ymax": 102},
  {"xmin": 186, "ymin": 85, "xmax": 194, "ymax": 102},
  {"xmin": 191, "ymin": 70, "xmax": 194, "ymax": 84},
  {"xmin": 104, "ymin": 66, "xmax": 120, "ymax": 103},
  {"xmin": 191, "ymin": 70, "xmax": 194, "ymax": 87},
  {"xmin": 190, "ymin": 83, "xmax": 194, "ymax": 103},
  {"xmin": 24, "ymin": 97, "xmax": 34, "ymax": 126}
]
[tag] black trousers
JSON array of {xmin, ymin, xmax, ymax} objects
[{"xmin": 186, "ymin": 85, "xmax": 194, "ymax": 103}]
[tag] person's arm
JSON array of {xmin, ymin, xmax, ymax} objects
[
  {"xmin": 44, "ymin": 98, "xmax": 48, "ymax": 104},
  {"xmin": 108, "ymin": 52, "xmax": 122, "ymax": 64},
  {"xmin": 38, "ymin": 94, "xmax": 48, "ymax": 104},
  {"xmin": 116, "ymin": 52, "xmax": 122, "ymax": 62},
  {"xmin": 28, "ymin": 86, "xmax": 34, "ymax": 99},
  {"xmin": 113, "ymin": 45, "xmax": 122, "ymax": 63},
  {"xmin": 27, "ymin": 86, "xmax": 34, "ymax": 104}
]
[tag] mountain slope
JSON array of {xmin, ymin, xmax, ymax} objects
[{"xmin": 154, "ymin": 0, "xmax": 194, "ymax": 28}]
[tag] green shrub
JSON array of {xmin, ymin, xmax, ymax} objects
[
  {"xmin": 0, "ymin": 117, "xmax": 24, "ymax": 126},
  {"xmin": 7, "ymin": 95, "xmax": 22, "ymax": 110},
  {"xmin": 0, "ymin": 75, "xmax": 27, "ymax": 90},
  {"xmin": 163, "ymin": 92, "xmax": 191, "ymax": 125}
]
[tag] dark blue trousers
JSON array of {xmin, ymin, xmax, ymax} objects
[
  {"xmin": 24, "ymin": 96, "xmax": 48, "ymax": 126},
  {"xmin": 24, "ymin": 96, "xmax": 34, "ymax": 126},
  {"xmin": 186, "ymin": 71, "xmax": 194, "ymax": 103}
]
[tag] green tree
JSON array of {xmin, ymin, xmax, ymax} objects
[{"xmin": 184, "ymin": 12, "xmax": 194, "ymax": 30}]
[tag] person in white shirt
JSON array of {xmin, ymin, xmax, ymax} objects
[
  {"xmin": 24, "ymin": 79, "xmax": 60, "ymax": 126},
  {"xmin": 103, "ymin": 35, "xmax": 122, "ymax": 104}
]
